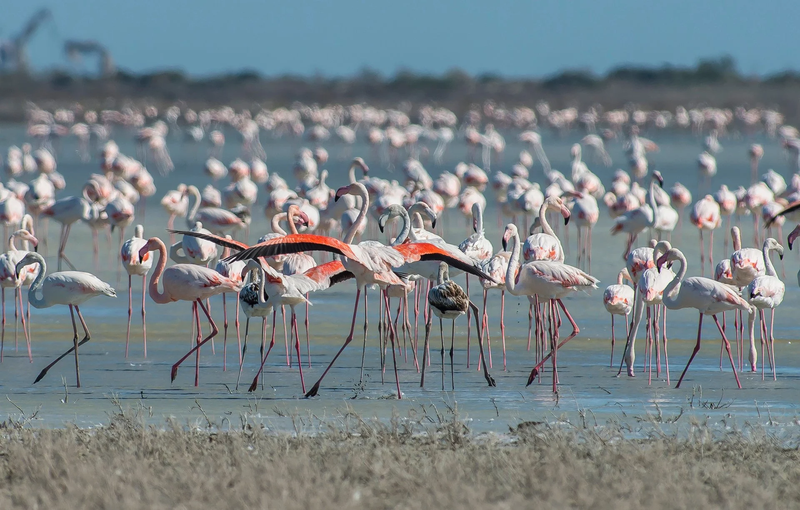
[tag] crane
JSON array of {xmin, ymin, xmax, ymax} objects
[
  {"xmin": 64, "ymin": 40, "xmax": 115, "ymax": 78},
  {"xmin": 0, "ymin": 8, "xmax": 53, "ymax": 74}
]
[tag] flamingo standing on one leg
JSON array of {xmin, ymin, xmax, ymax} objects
[
  {"xmin": 655, "ymin": 247, "xmax": 753, "ymax": 389},
  {"xmin": 16, "ymin": 252, "xmax": 116, "ymax": 387},
  {"xmin": 120, "ymin": 225, "xmax": 153, "ymax": 358},
  {"xmin": 138, "ymin": 237, "xmax": 242, "ymax": 386}
]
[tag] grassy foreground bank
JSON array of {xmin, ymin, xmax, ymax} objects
[{"xmin": 0, "ymin": 404, "xmax": 798, "ymax": 510}]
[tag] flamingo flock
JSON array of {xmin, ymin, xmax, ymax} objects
[{"xmin": 2, "ymin": 100, "xmax": 800, "ymax": 399}]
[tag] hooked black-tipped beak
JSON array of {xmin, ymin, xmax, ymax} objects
[
  {"xmin": 564, "ymin": 215, "xmax": 570, "ymax": 226},
  {"xmin": 34, "ymin": 243, "xmax": 38, "ymax": 253},
  {"xmin": 501, "ymin": 237, "xmax": 508, "ymax": 251},
  {"xmin": 378, "ymin": 218, "xmax": 386, "ymax": 233}
]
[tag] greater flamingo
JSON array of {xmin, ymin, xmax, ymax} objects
[
  {"xmin": 655, "ymin": 247, "xmax": 752, "ymax": 389},
  {"xmin": 139, "ymin": 237, "xmax": 242, "ymax": 386},
  {"xmin": 120, "ymin": 224, "xmax": 152, "ymax": 358},
  {"xmin": 16, "ymin": 252, "xmax": 116, "ymax": 387},
  {"xmin": 746, "ymin": 238, "xmax": 785, "ymax": 380},
  {"xmin": 603, "ymin": 269, "xmax": 634, "ymax": 367}
]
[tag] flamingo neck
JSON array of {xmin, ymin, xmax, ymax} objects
[
  {"xmin": 663, "ymin": 251, "xmax": 686, "ymax": 304},
  {"xmin": 287, "ymin": 208, "xmax": 300, "ymax": 235},
  {"xmin": 348, "ymin": 163, "xmax": 356, "ymax": 184},
  {"xmin": 147, "ymin": 238, "xmax": 172, "ymax": 304},
  {"xmin": 763, "ymin": 244, "xmax": 778, "ymax": 277},
  {"xmin": 271, "ymin": 213, "xmax": 288, "ymax": 235},
  {"xmin": 648, "ymin": 178, "xmax": 659, "ymax": 227},
  {"xmin": 505, "ymin": 232, "xmax": 521, "ymax": 295},
  {"xmin": 344, "ymin": 186, "xmax": 369, "ymax": 244},
  {"xmin": 537, "ymin": 201, "xmax": 556, "ymax": 238},
  {"xmin": 732, "ymin": 228, "xmax": 742, "ymax": 251},
  {"xmin": 23, "ymin": 252, "xmax": 47, "ymax": 309},
  {"xmin": 475, "ymin": 205, "xmax": 485, "ymax": 234},
  {"xmin": 187, "ymin": 186, "xmax": 201, "ymax": 224},
  {"xmin": 392, "ymin": 209, "xmax": 411, "ymax": 246}
]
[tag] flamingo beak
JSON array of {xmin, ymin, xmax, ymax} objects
[
  {"xmin": 378, "ymin": 215, "xmax": 387, "ymax": 233},
  {"xmin": 138, "ymin": 246, "xmax": 149, "ymax": 261},
  {"xmin": 335, "ymin": 186, "xmax": 348, "ymax": 202},
  {"xmin": 656, "ymin": 254, "xmax": 667, "ymax": 272},
  {"xmin": 562, "ymin": 206, "xmax": 571, "ymax": 226},
  {"xmin": 431, "ymin": 217, "xmax": 437, "ymax": 229}
]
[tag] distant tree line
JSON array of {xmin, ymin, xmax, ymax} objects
[{"xmin": 0, "ymin": 55, "xmax": 799, "ymax": 122}]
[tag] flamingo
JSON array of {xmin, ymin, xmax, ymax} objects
[
  {"xmin": 502, "ymin": 224, "xmax": 598, "ymax": 392},
  {"xmin": 689, "ymin": 195, "xmax": 721, "ymax": 276},
  {"xmin": 478, "ymin": 249, "xmax": 511, "ymax": 369},
  {"xmin": 214, "ymin": 238, "xmax": 246, "ymax": 371},
  {"xmin": 15, "ymin": 252, "xmax": 116, "ymax": 387},
  {"xmin": 169, "ymin": 222, "xmax": 219, "ymax": 266},
  {"xmin": 243, "ymin": 259, "xmax": 356, "ymax": 393},
  {"xmin": 458, "ymin": 202, "xmax": 494, "ymax": 367},
  {"xmin": 41, "ymin": 196, "xmax": 92, "ymax": 271},
  {"xmin": 139, "ymin": 237, "xmax": 242, "ymax": 386},
  {"xmin": 749, "ymin": 144, "xmax": 763, "ymax": 185},
  {"xmin": 572, "ymin": 192, "xmax": 599, "ymax": 270},
  {"xmin": 160, "ymin": 184, "xmax": 189, "ymax": 244},
  {"xmin": 655, "ymin": 247, "xmax": 752, "ymax": 389},
  {"xmin": 209, "ymin": 184, "xmax": 494, "ymax": 398},
  {"xmin": 714, "ymin": 185, "xmax": 737, "ymax": 253},
  {"xmin": 427, "ymin": 262, "xmax": 489, "ymax": 391},
  {"xmin": 0, "ymin": 229, "xmax": 38, "ymax": 360},
  {"xmin": 120, "ymin": 225, "xmax": 153, "ymax": 358},
  {"xmin": 603, "ymin": 269, "xmax": 634, "ymax": 367},
  {"xmin": 610, "ymin": 171, "xmax": 663, "ymax": 260},
  {"xmin": 185, "ymin": 185, "xmax": 245, "ymax": 236},
  {"xmin": 745, "ymin": 238, "xmax": 784, "ymax": 380}
]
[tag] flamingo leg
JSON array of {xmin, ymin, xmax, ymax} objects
[
  {"xmin": 713, "ymin": 314, "xmax": 742, "ymax": 389},
  {"xmin": 381, "ymin": 291, "xmax": 402, "ymax": 398},
  {"xmin": 465, "ymin": 276, "xmax": 471, "ymax": 368},
  {"xmin": 526, "ymin": 299, "xmax": 580, "ymax": 385},
  {"xmin": 420, "ymin": 293, "xmax": 434, "ymax": 388},
  {"xmin": 305, "ymin": 288, "xmax": 361, "ymax": 397},
  {"xmin": 770, "ymin": 308, "xmax": 777, "ymax": 381},
  {"xmin": 305, "ymin": 295, "xmax": 311, "ymax": 368},
  {"xmin": 676, "ymin": 313, "xmax": 703, "ymax": 389},
  {"xmin": 449, "ymin": 319, "xmax": 455, "ymax": 391},
  {"xmin": 60, "ymin": 224, "xmax": 76, "ymax": 271},
  {"xmin": 142, "ymin": 275, "xmax": 147, "ymax": 358},
  {"xmin": 70, "ymin": 305, "xmax": 81, "ymax": 387},
  {"xmin": 359, "ymin": 287, "xmax": 369, "ymax": 385},
  {"xmin": 17, "ymin": 288, "xmax": 30, "ymax": 362},
  {"xmin": 222, "ymin": 292, "xmax": 228, "ymax": 371},
  {"xmin": 170, "ymin": 299, "xmax": 219, "ymax": 386},
  {"xmin": 236, "ymin": 317, "xmax": 250, "ymax": 390},
  {"xmin": 125, "ymin": 275, "xmax": 133, "ymax": 358},
  {"xmin": 610, "ymin": 314, "xmax": 615, "ymax": 367},
  {"xmin": 292, "ymin": 310, "xmax": 305, "ymax": 393}
]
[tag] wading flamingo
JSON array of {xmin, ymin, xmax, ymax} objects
[
  {"xmin": 120, "ymin": 225, "xmax": 152, "ymax": 358},
  {"xmin": 16, "ymin": 252, "xmax": 116, "ymax": 387}
]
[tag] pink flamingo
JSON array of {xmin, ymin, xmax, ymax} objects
[
  {"xmin": 656, "ymin": 247, "xmax": 752, "ymax": 389},
  {"xmin": 746, "ymin": 238, "xmax": 785, "ymax": 380},
  {"xmin": 689, "ymin": 195, "xmax": 721, "ymax": 276},
  {"xmin": 120, "ymin": 225, "xmax": 152, "ymax": 358},
  {"xmin": 139, "ymin": 237, "xmax": 242, "ymax": 386},
  {"xmin": 16, "ymin": 252, "xmax": 116, "ymax": 387},
  {"xmin": 603, "ymin": 269, "xmax": 634, "ymax": 367}
]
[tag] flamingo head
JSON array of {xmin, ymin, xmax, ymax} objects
[
  {"xmin": 789, "ymin": 225, "xmax": 800, "ymax": 251},
  {"xmin": 652, "ymin": 170, "xmax": 664, "ymax": 187},
  {"xmin": 378, "ymin": 204, "xmax": 405, "ymax": 233},
  {"xmin": 765, "ymin": 237, "xmax": 784, "ymax": 260},
  {"xmin": 11, "ymin": 229, "xmax": 38, "ymax": 251},
  {"xmin": 501, "ymin": 223, "xmax": 518, "ymax": 251},
  {"xmin": 655, "ymin": 250, "xmax": 674, "ymax": 273},
  {"xmin": 352, "ymin": 157, "xmax": 369, "ymax": 174}
]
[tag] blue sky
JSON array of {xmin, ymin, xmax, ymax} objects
[{"xmin": 4, "ymin": 0, "xmax": 798, "ymax": 77}]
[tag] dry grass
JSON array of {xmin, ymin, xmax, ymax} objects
[{"xmin": 0, "ymin": 402, "xmax": 798, "ymax": 509}]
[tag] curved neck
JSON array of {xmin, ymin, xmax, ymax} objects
[
  {"xmin": 147, "ymin": 238, "xmax": 172, "ymax": 304},
  {"xmin": 732, "ymin": 228, "xmax": 742, "ymax": 251},
  {"xmin": 663, "ymin": 251, "xmax": 686, "ymax": 302},
  {"xmin": 7, "ymin": 234, "xmax": 17, "ymax": 252},
  {"xmin": 344, "ymin": 186, "xmax": 369, "ymax": 244},
  {"xmin": 187, "ymin": 186, "xmax": 201, "ymax": 223},
  {"xmin": 412, "ymin": 212, "xmax": 424, "ymax": 230},
  {"xmin": 505, "ymin": 232, "xmax": 521, "ymax": 295},
  {"xmin": 648, "ymin": 178, "xmax": 658, "ymax": 226},
  {"xmin": 474, "ymin": 205, "xmax": 484, "ymax": 234},
  {"xmin": 286, "ymin": 208, "xmax": 300, "ymax": 235},
  {"xmin": 348, "ymin": 163, "xmax": 356, "ymax": 184},
  {"xmin": 537, "ymin": 201, "xmax": 556, "ymax": 238},
  {"xmin": 763, "ymin": 244, "xmax": 778, "ymax": 277},
  {"xmin": 23, "ymin": 252, "xmax": 47, "ymax": 308},
  {"xmin": 271, "ymin": 213, "xmax": 288, "ymax": 235},
  {"xmin": 392, "ymin": 209, "xmax": 411, "ymax": 246}
]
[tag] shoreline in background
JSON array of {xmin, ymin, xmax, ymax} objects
[{"xmin": 2, "ymin": 56, "xmax": 799, "ymax": 123}]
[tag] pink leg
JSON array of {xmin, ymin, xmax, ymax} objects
[
  {"xmin": 305, "ymin": 288, "xmax": 362, "ymax": 397},
  {"xmin": 305, "ymin": 295, "xmax": 311, "ymax": 368},
  {"xmin": 17, "ymin": 288, "xmax": 31, "ymax": 362},
  {"xmin": 292, "ymin": 311, "xmax": 306, "ymax": 393},
  {"xmin": 610, "ymin": 314, "xmax": 615, "ymax": 367},
  {"xmin": 142, "ymin": 275, "xmax": 147, "ymax": 358},
  {"xmin": 125, "ymin": 276, "xmax": 133, "ymax": 358},
  {"xmin": 170, "ymin": 299, "xmax": 219, "ymax": 386},
  {"xmin": 526, "ymin": 299, "xmax": 580, "ymax": 385},
  {"xmin": 465, "ymin": 276, "xmax": 471, "ymax": 368},
  {"xmin": 713, "ymin": 314, "xmax": 741, "ymax": 389},
  {"xmin": 1, "ymin": 287, "xmax": 5, "ymax": 362},
  {"xmin": 676, "ymin": 313, "xmax": 703, "ymax": 389},
  {"xmin": 500, "ymin": 291, "xmax": 507, "ymax": 370},
  {"xmin": 383, "ymin": 291, "xmax": 402, "ymax": 398},
  {"xmin": 222, "ymin": 292, "xmax": 228, "ymax": 371}
]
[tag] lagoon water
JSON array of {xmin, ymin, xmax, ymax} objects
[{"xmin": 0, "ymin": 123, "xmax": 799, "ymax": 434}]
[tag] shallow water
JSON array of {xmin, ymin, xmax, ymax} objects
[{"xmin": 0, "ymin": 123, "xmax": 799, "ymax": 433}]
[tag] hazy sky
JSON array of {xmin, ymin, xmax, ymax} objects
[{"xmin": 4, "ymin": 0, "xmax": 798, "ymax": 77}]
